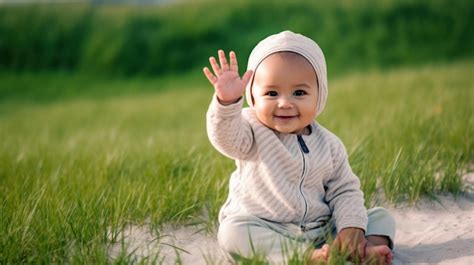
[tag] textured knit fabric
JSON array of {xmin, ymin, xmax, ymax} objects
[
  {"xmin": 206, "ymin": 95, "xmax": 368, "ymax": 233},
  {"xmin": 245, "ymin": 30, "xmax": 328, "ymax": 117}
]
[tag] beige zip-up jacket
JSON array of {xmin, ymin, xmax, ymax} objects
[{"xmin": 207, "ymin": 95, "xmax": 368, "ymax": 233}]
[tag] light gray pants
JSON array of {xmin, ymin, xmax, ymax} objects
[{"xmin": 218, "ymin": 207, "xmax": 395, "ymax": 263}]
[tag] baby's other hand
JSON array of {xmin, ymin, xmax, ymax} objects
[
  {"xmin": 203, "ymin": 50, "xmax": 253, "ymax": 105},
  {"xmin": 333, "ymin": 227, "xmax": 366, "ymax": 262}
]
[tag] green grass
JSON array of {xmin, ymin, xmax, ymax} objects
[{"xmin": 0, "ymin": 61, "xmax": 473, "ymax": 263}]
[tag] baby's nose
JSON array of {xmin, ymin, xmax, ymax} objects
[{"xmin": 277, "ymin": 97, "xmax": 293, "ymax": 108}]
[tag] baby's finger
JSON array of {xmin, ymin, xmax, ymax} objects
[
  {"xmin": 386, "ymin": 250, "xmax": 393, "ymax": 264},
  {"xmin": 229, "ymin": 51, "xmax": 238, "ymax": 72},
  {"xmin": 218, "ymin": 50, "xmax": 229, "ymax": 71},
  {"xmin": 203, "ymin": 67, "xmax": 217, "ymax": 85},
  {"xmin": 336, "ymin": 241, "xmax": 351, "ymax": 258},
  {"xmin": 357, "ymin": 241, "xmax": 366, "ymax": 262},
  {"xmin": 209, "ymin": 56, "xmax": 221, "ymax": 76},
  {"xmin": 350, "ymin": 243, "xmax": 362, "ymax": 261}
]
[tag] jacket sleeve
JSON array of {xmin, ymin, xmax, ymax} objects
[
  {"xmin": 206, "ymin": 95, "xmax": 255, "ymax": 160},
  {"xmin": 324, "ymin": 137, "xmax": 368, "ymax": 233}
]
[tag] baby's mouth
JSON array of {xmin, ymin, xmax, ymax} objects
[{"xmin": 274, "ymin": 115, "xmax": 298, "ymax": 121}]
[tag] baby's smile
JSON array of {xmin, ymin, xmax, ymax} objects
[{"xmin": 273, "ymin": 114, "xmax": 299, "ymax": 122}]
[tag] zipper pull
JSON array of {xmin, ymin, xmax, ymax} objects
[{"xmin": 297, "ymin": 135, "xmax": 309, "ymax": 154}]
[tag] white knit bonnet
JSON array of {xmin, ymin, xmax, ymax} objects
[{"xmin": 245, "ymin": 30, "xmax": 328, "ymax": 117}]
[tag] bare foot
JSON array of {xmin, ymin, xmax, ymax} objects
[
  {"xmin": 308, "ymin": 244, "xmax": 330, "ymax": 264},
  {"xmin": 364, "ymin": 242, "xmax": 393, "ymax": 265}
]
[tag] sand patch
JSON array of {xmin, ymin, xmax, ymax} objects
[
  {"xmin": 391, "ymin": 194, "xmax": 473, "ymax": 264},
  {"xmin": 109, "ymin": 194, "xmax": 473, "ymax": 264},
  {"xmin": 108, "ymin": 223, "xmax": 226, "ymax": 264}
]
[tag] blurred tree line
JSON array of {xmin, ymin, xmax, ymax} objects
[{"xmin": 0, "ymin": 0, "xmax": 472, "ymax": 76}]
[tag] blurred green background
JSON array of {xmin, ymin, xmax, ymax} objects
[{"xmin": 1, "ymin": 0, "xmax": 473, "ymax": 77}]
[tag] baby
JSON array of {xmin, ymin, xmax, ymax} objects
[{"xmin": 203, "ymin": 31, "xmax": 395, "ymax": 264}]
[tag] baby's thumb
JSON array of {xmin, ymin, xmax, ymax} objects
[{"xmin": 242, "ymin": 70, "xmax": 254, "ymax": 87}]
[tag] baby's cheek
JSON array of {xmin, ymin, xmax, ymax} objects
[{"xmin": 254, "ymin": 110, "xmax": 272, "ymax": 126}]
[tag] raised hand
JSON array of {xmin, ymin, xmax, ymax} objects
[{"xmin": 203, "ymin": 50, "xmax": 253, "ymax": 105}]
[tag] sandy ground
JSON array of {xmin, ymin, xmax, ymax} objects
[
  {"xmin": 109, "ymin": 174, "xmax": 474, "ymax": 264},
  {"xmin": 390, "ymin": 194, "xmax": 473, "ymax": 264}
]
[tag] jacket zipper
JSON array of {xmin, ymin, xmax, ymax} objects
[{"xmin": 297, "ymin": 135, "xmax": 309, "ymax": 232}]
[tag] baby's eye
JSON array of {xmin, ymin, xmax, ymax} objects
[
  {"xmin": 266, "ymin": 91, "xmax": 278, "ymax": 97},
  {"xmin": 294, "ymin": 90, "xmax": 307, "ymax": 96}
]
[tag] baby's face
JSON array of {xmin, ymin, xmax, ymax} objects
[{"xmin": 251, "ymin": 52, "xmax": 318, "ymax": 135}]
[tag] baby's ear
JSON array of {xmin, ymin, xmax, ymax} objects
[
  {"xmin": 242, "ymin": 70, "xmax": 254, "ymax": 86},
  {"xmin": 245, "ymin": 72, "xmax": 256, "ymax": 107}
]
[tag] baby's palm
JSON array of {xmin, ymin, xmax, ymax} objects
[
  {"xmin": 214, "ymin": 68, "xmax": 247, "ymax": 101},
  {"xmin": 203, "ymin": 50, "xmax": 253, "ymax": 104}
]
